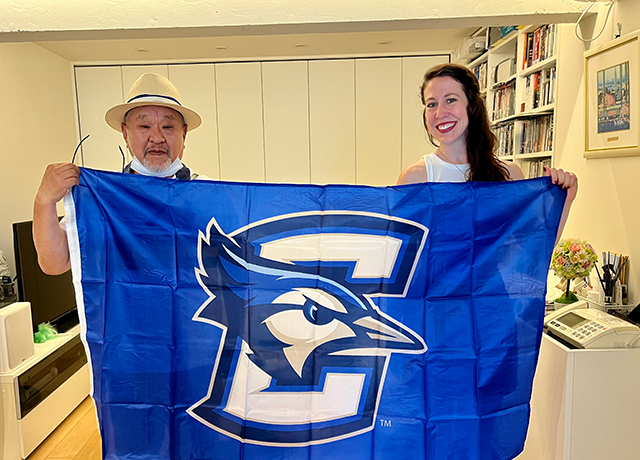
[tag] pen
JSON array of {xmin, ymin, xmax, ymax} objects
[
  {"xmin": 604, "ymin": 265, "xmax": 612, "ymax": 293},
  {"xmin": 594, "ymin": 264, "xmax": 607, "ymax": 293},
  {"xmin": 611, "ymin": 257, "xmax": 628, "ymax": 286}
]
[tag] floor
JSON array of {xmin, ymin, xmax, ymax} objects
[{"xmin": 26, "ymin": 397, "xmax": 101, "ymax": 460}]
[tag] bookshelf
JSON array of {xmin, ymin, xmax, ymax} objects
[
  {"xmin": 515, "ymin": 24, "xmax": 558, "ymax": 176},
  {"xmin": 456, "ymin": 24, "xmax": 579, "ymax": 178}
]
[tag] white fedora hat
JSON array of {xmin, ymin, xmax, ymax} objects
[{"xmin": 105, "ymin": 73, "xmax": 202, "ymax": 131}]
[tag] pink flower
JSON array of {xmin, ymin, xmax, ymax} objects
[
  {"xmin": 569, "ymin": 243, "xmax": 582, "ymax": 252},
  {"xmin": 582, "ymin": 261, "xmax": 591, "ymax": 268},
  {"xmin": 557, "ymin": 256, "xmax": 566, "ymax": 265}
]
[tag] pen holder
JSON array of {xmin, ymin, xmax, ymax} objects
[{"xmin": 600, "ymin": 280, "xmax": 625, "ymax": 305}]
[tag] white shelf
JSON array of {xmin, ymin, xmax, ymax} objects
[
  {"xmin": 520, "ymin": 55, "xmax": 558, "ymax": 77},
  {"xmin": 471, "ymin": 26, "xmax": 488, "ymax": 38},
  {"xmin": 457, "ymin": 24, "xmax": 572, "ymax": 170},
  {"xmin": 490, "ymin": 75, "xmax": 516, "ymax": 89},
  {"xmin": 518, "ymin": 104, "xmax": 555, "ymax": 117},
  {"xmin": 489, "ymin": 29, "xmax": 519, "ymax": 52},
  {"xmin": 516, "ymin": 151, "xmax": 553, "ymax": 160},
  {"xmin": 468, "ymin": 52, "xmax": 489, "ymax": 69},
  {"xmin": 493, "ymin": 105, "xmax": 555, "ymax": 124},
  {"xmin": 492, "ymin": 114, "xmax": 519, "ymax": 125}
]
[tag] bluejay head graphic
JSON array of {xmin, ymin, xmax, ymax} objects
[{"xmin": 188, "ymin": 212, "xmax": 428, "ymax": 446}]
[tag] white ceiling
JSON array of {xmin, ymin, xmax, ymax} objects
[
  {"xmin": 1, "ymin": 0, "xmax": 588, "ymax": 63},
  {"xmin": 0, "ymin": 0, "xmax": 586, "ymax": 34},
  {"xmin": 34, "ymin": 29, "xmax": 477, "ymax": 63}
]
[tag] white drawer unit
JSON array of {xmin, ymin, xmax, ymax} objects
[{"xmin": 0, "ymin": 326, "xmax": 90, "ymax": 459}]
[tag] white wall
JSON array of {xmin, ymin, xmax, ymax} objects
[
  {"xmin": 2, "ymin": 1, "xmax": 637, "ymax": 308},
  {"xmin": 0, "ymin": 43, "xmax": 77, "ymax": 276},
  {"xmin": 555, "ymin": 0, "xmax": 639, "ymax": 304}
]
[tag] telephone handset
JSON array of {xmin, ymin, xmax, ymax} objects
[{"xmin": 544, "ymin": 301, "xmax": 640, "ymax": 349}]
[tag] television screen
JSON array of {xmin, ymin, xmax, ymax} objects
[{"xmin": 12, "ymin": 220, "xmax": 79, "ymax": 333}]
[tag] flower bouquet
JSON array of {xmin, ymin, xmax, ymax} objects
[{"xmin": 550, "ymin": 238, "xmax": 598, "ymax": 304}]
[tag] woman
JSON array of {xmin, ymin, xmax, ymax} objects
[{"xmin": 397, "ymin": 63, "xmax": 577, "ymax": 238}]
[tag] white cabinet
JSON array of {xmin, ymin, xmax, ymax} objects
[
  {"xmin": 0, "ymin": 326, "xmax": 90, "ymax": 459},
  {"xmin": 355, "ymin": 58, "xmax": 402, "ymax": 186},
  {"xmin": 74, "ymin": 54, "xmax": 449, "ymax": 185},
  {"xmin": 169, "ymin": 64, "xmax": 220, "ymax": 180},
  {"xmin": 308, "ymin": 59, "xmax": 356, "ymax": 185},
  {"xmin": 74, "ymin": 66, "xmax": 126, "ymax": 172},
  {"xmin": 215, "ymin": 62, "xmax": 266, "ymax": 182},
  {"xmin": 262, "ymin": 61, "xmax": 310, "ymax": 184},
  {"xmin": 401, "ymin": 56, "xmax": 448, "ymax": 170},
  {"xmin": 517, "ymin": 334, "xmax": 640, "ymax": 460},
  {"xmin": 122, "ymin": 65, "xmax": 169, "ymax": 91}
]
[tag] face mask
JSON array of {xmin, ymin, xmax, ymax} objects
[{"xmin": 130, "ymin": 156, "xmax": 184, "ymax": 178}]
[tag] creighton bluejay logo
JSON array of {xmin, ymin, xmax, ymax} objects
[{"xmin": 188, "ymin": 212, "xmax": 428, "ymax": 446}]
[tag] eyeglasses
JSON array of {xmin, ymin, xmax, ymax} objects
[
  {"xmin": 71, "ymin": 134, "xmax": 126, "ymax": 172},
  {"xmin": 71, "ymin": 134, "xmax": 90, "ymax": 164}
]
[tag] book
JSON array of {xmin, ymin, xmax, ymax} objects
[
  {"xmin": 533, "ymin": 28, "xmax": 541, "ymax": 64},
  {"xmin": 519, "ymin": 114, "xmax": 553, "ymax": 154},
  {"xmin": 522, "ymin": 67, "xmax": 556, "ymax": 111},
  {"xmin": 492, "ymin": 81, "xmax": 516, "ymax": 121},
  {"xmin": 500, "ymin": 26, "xmax": 518, "ymax": 38},
  {"xmin": 524, "ymin": 75, "xmax": 532, "ymax": 112},
  {"xmin": 523, "ymin": 25, "xmax": 557, "ymax": 69},
  {"xmin": 473, "ymin": 61, "xmax": 488, "ymax": 91},
  {"xmin": 493, "ymin": 122, "xmax": 514, "ymax": 156},
  {"xmin": 526, "ymin": 32, "xmax": 534, "ymax": 68}
]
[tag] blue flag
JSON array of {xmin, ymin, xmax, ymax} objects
[{"xmin": 65, "ymin": 168, "xmax": 564, "ymax": 460}]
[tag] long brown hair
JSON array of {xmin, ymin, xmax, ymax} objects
[{"xmin": 420, "ymin": 63, "xmax": 509, "ymax": 182}]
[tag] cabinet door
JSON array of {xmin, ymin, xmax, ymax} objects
[
  {"xmin": 215, "ymin": 62, "xmax": 265, "ymax": 182},
  {"xmin": 120, "ymin": 65, "xmax": 169, "ymax": 167},
  {"xmin": 121, "ymin": 65, "xmax": 169, "ymax": 98},
  {"xmin": 74, "ymin": 66, "xmax": 126, "ymax": 172},
  {"xmin": 355, "ymin": 58, "xmax": 402, "ymax": 186},
  {"xmin": 122, "ymin": 64, "xmax": 170, "ymax": 170},
  {"xmin": 262, "ymin": 61, "xmax": 310, "ymax": 184},
  {"xmin": 401, "ymin": 56, "xmax": 448, "ymax": 170},
  {"xmin": 168, "ymin": 64, "xmax": 220, "ymax": 179},
  {"xmin": 309, "ymin": 59, "xmax": 356, "ymax": 185}
]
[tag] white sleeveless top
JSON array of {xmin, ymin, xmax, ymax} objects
[{"xmin": 423, "ymin": 152, "xmax": 470, "ymax": 183}]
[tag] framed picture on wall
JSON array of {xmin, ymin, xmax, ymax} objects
[{"xmin": 584, "ymin": 30, "xmax": 639, "ymax": 158}]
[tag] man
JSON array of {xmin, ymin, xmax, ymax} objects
[{"xmin": 33, "ymin": 73, "xmax": 202, "ymax": 275}]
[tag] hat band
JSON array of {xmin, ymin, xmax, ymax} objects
[{"xmin": 127, "ymin": 93, "xmax": 183, "ymax": 106}]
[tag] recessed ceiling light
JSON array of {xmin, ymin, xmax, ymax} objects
[
  {"xmin": 215, "ymin": 45, "xmax": 229, "ymax": 50},
  {"xmin": 377, "ymin": 40, "xmax": 393, "ymax": 46},
  {"xmin": 135, "ymin": 48, "xmax": 151, "ymax": 53},
  {"xmin": 293, "ymin": 43, "xmax": 308, "ymax": 48}
]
